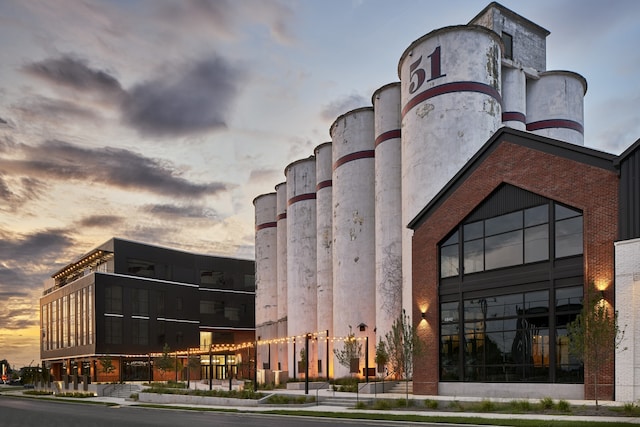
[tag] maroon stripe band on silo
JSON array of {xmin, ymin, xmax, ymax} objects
[
  {"xmin": 526, "ymin": 119, "xmax": 584, "ymax": 134},
  {"xmin": 277, "ymin": 213, "xmax": 287, "ymax": 221},
  {"xmin": 401, "ymin": 81, "xmax": 502, "ymax": 117},
  {"xmin": 502, "ymin": 111, "xmax": 526, "ymax": 123},
  {"xmin": 316, "ymin": 180, "xmax": 332, "ymax": 191},
  {"xmin": 255, "ymin": 222, "xmax": 277, "ymax": 231},
  {"xmin": 287, "ymin": 193, "xmax": 316, "ymax": 206},
  {"xmin": 375, "ymin": 129, "xmax": 401, "ymax": 147},
  {"xmin": 333, "ymin": 150, "xmax": 375, "ymax": 171}
]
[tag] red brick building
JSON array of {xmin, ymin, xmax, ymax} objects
[{"xmin": 409, "ymin": 127, "xmax": 619, "ymax": 399}]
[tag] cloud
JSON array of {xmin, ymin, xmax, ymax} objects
[
  {"xmin": 22, "ymin": 55, "xmax": 125, "ymax": 102},
  {"xmin": 122, "ymin": 56, "xmax": 246, "ymax": 137},
  {"xmin": 77, "ymin": 215, "xmax": 124, "ymax": 228},
  {"xmin": 0, "ymin": 174, "xmax": 45, "ymax": 211},
  {"xmin": 0, "ymin": 117, "xmax": 7, "ymax": 124},
  {"xmin": 0, "ymin": 139, "xmax": 230, "ymax": 198},
  {"xmin": 320, "ymin": 93, "xmax": 370, "ymax": 121},
  {"xmin": 155, "ymin": 0, "xmax": 296, "ymax": 44},
  {"xmin": 142, "ymin": 203, "xmax": 220, "ymax": 220},
  {"xmin": 0, "ymin": 228, "xmax": 75, "ymax": 268}
]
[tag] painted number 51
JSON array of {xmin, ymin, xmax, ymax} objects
[{"xmin": 408, "ymin": 46, "xmax": 445, "ymax": 94}]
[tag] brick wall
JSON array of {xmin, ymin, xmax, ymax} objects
[{"xmin": 412, "ymin": 139, "xmax": 618, "ymax": 398}]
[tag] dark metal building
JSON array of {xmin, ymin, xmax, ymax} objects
[{"xmin": 40, "ymin": 238, "xmax": 255, "ymax": 382}]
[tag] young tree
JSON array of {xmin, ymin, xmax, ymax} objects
[
  {"xmin": 155, "ymin": 343, "xmax": 175, "ymax": 382},
  {"xmin": 374, "ymin": 338, "xmax": 389, "ymax": 376},
  {"xmin": 333, "ymin": 326, "xmax": 362, "ymax": 375},
  {"xmin": 383, "ymin": 309, "xmax": 424, "ymax": 402},
  {"xmin": 567, "ymin": 291, "xmax": 626, "ymax": 409}
]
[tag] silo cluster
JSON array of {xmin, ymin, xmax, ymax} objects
[{"xmin": 254, "ymin": 3, "xmax": 587, "ymax": 381}]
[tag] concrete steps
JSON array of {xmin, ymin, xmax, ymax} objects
[
  {"xmin": 320, "ymin": 396, "xmax": 372, "ymax": 407},
  {"xmin": 388, "ymin": 381, "xmax": 413, "ymax": 395}
]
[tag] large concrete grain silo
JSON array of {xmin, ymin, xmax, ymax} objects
[
  {"xmin": 275, "ymin": 182, "xmax": 288, "ymax": 377},
  {"xmin": 526, "ymin": 71, "xmax": 587, "ymax": 145},
  {"xmin": 330, "ymin": 107, "xmax": 376, "ymax": 379},
  {"xmin": 253, "ymin": 192, "xmax": 278, "ymax": 379},
  {"xmin": 315, "ymin": 142, "xmax": 333, "ymax": 379},
  {"xmin": 372, "ymin": 83, "xmax": 403, "ymax": 342},
  {"xmin": 398, "ymin": 25, "xmax": 503, "ymax": 223},
  {"xmin": 285, "ymin": 157, "xmax": 318, "ymax": 378},
  {"xmin": 501, "ymin": 66, "xmax": 527, "ymax": 130}
]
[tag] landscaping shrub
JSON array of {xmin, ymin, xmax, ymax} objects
[{"xmin": 424, "ymin": 399, "xmax": 438, "ymax": 409}]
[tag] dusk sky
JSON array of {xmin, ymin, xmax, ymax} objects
[{"xmin": 1, "ymin": 0, "xmax": 638, "ymax": 369}]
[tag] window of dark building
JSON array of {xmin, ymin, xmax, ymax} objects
[
  {"xmin": 176, "ymin": 297, "xmax": 183, "ymax": 312},
  {"xmin": 437, "ymin": 187, "xmax": 584, "ymax": 384},
  {"xmin": 131, "ymin": 318, "xmax": 149, "ymax": 345},
  {"xmin": 104, "ymin": 316, "xmax": 123, "ymax": 344},
  {"xmin": 127, "ymin": 258, "xmax": 156, "ymax": 278},
  {"xmin": 244, "ymin": 274, "xmax": 256, "ymax": 290},
  {"xmin": 132, "ymin": 288, "xmax": 149, "ymax": 316},
  {"xmin": 105, "ymin": 285, "xmax": 122, "ymax": 314},
  {"xmin": 157, "ymin": 322, "xmax": 166, "ymax": 345},
  {"xmin": 502, "ymin": 32, "xmax": 513, "ymax": 60},
  {"xmin": 200, "ymin": 300, "xmax": 224, "ymax": 315},
  {"xmin": 200, "ymin": 271, "xmax": 226, "ymax": 287}
]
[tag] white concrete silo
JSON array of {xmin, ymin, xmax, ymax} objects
[
  {"xmin": 330, "ymin": 107, "xmax": 376, "ymax": 379},
  {"xmin": 372, "ymin": 83, "xmax": 403, "ymax": 343},
  {"xmin": 275, "ymin": 182, "xmax": 288, "ymax": 375},
  {"xmin": 526, "ymin": 71, "xmax": 586, "ymax": 145},
  {"xmin": 253, "ymin": 193, "xmax": 278, "ymax": 375},
  {"xmin": 398, "ymin": 26, "xmax": 503, "ymax": 322},
  {"xmin": 315, "ymin": 142, "xmax": 333, "ymax": 379},
  {"xmin": 501, "ymin": 66, "xmax": 527, "ymax": 130},
  {"xmin": 398, "ymin": 25, "xmax": 503, "ymax": 223},
  {"xmin": 285, "ymin": 157, "xmax": 318, "ymax": 378}
]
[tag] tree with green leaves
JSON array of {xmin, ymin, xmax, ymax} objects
[
  {"xmin": 333, "ymin": 326, "xmax": 362, "ymax": 375},
  {"xmin": 567, "ymin": 291, "xmax": 626, "ymax": 409},
  {"xmin": 383, "ymin": 309, "xmax": 424, "ymax": 402},
  {"xmin": 374, "ymin": 338, "xmax": 389, "ymax": 376},
  {"xmin": 155, "ymin": 343, "xmax": 175, "ymax": 382}
]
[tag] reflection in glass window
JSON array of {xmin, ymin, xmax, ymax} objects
[
  {"xmin": 485, "ymin": 211, "xmax": 522, "ymax": 236},
  {"xmin": 439, "ymin": 201, "xmax": 582, "ymax": 277},
  {"xmin": 485, "ymin": 230, "xmax": 523, "ymax": 270},
  {"xmin": 464, "ymin": 239, "xmax": 484, "ymax": 274},
  {"xmin": 555, "ymin": 216, "xmax": 583, "ymax": 258},
  {"xmin": 525, "ymin": 224, "xmax": 549, "ymax": 263}
]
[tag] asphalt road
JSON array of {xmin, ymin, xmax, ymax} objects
[{"xmin": 0, "ymin": 395, "xmax": 456, "ymax": 427}]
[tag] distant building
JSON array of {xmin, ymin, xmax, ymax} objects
[{"xmin": 40, "ymin": 238, "xmax": 255, "ymax": 383}]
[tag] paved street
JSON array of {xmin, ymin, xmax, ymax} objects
[{"xmin": 0, "ymin": 395, "xmax": 448, "ymax": 427}]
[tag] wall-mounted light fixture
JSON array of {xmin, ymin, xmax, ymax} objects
[{"xmin": 421, "ymin": 311, "xmax": 427, "ymax": 320}]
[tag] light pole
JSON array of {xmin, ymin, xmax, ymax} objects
[
  {"xmin": 358, "ymin": 323, "xmax": 369, "ymax": 383},
  {"xmin": 305, "ymin": 333, "xmax": 310, "ymax": 395}
]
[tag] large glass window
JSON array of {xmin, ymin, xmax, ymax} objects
[
  {"xmin": 555, "ymin": 205, "xmax": 583, "ymax": 258},
  {"xmin": 438, "ymin": 193, "xmax": 584, "ymax": 384},
  {"xmin": 440, "ymin": 232, "xmax": 459, "ymax": 278},
  {"xmin": 439, "ymin": 286, "xmax": 583, "ymax": 383},
  {"xmin": 441, "ymin": 202, "xmax": 582, "ymax": 278}
]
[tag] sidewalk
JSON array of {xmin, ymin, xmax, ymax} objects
[{"xmin": 5, "ymin": 385, "xmax": 640, "ymax": 424}]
